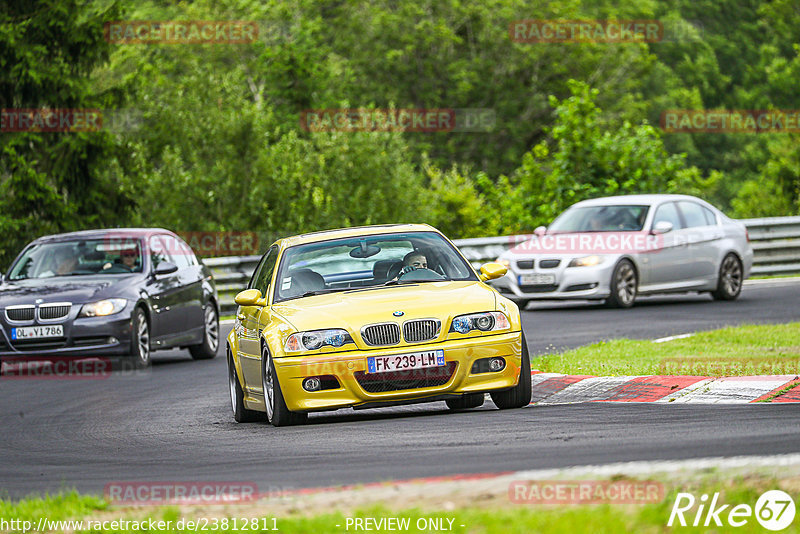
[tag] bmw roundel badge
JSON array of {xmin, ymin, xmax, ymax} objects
[{"xmin": 393, "ymin": 311, "xmax": 404, "ymax": 317}]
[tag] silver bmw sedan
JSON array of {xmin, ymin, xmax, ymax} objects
[{"xmin": 491, "ymin": 194, "xmax": 753, "ymax": 308}]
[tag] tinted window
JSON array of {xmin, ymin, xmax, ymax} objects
[
  {"xmin": 652, "ymin": 202, "xmax": 684, "ymax": 230},
  {"xmin": 149, "ymin": 235, "xmax": 178, "ymax": 269},
  {"xmin": 249, "ymin": 246, "xmax": 279, "ymax": 295},
  {"xmin": 165, "ymin": 237, "xmax": 196, "ymax": 269},
  {"xmin": 678, "ymin": 201, "xmax": 711, "ymax": 228}
]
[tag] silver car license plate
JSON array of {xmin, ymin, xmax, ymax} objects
[{"xmin": 519, "ymin": 273, "xmax": 556, "ymax": 285}]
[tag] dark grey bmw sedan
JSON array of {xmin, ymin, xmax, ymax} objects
[{"xmin": 0, "ymin": 228, "xmax": 219, "ymax": 368}]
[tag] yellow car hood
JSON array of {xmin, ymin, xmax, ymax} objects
[{"xmin": 272, "ymin": 280, "xmax": 498, "ymax": 334}]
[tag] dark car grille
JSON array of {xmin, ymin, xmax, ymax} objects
[
  {"xmin": 402, "ymin": 319, "xmax": 440, "ymax": 343},
  {"xmin": 516, "ymin": 260, "xmax": 534, "ymax": 270},
  {"xmin": 354, "ymin": 361, "xmax": 457, "ymax": 393},
  {"xmin": 12, "ymin": 340, "xmax": 68, "ymax": 351},
  {"xmin": 38, "ymin": 304, "xmax": 71, "ymax": 321},
  {"xmin": 6, "ymin": 306, "xmax": 35, "ymax": 322},
  {"xmin": 362, "ymin": 323, "xmax": 401, "ymax": 346},
  {"xmin": 539, "ymin": 259, "xmax": 561, "ymax": 269},
  {"xmin": 520, "ymin": 284, "xmax": 558, "ymax": 293}
]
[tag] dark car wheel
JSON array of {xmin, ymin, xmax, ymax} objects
[
  {"xmin": 189, "ymin": 303, "xmax": 219, "ymax": 360},
  {"xmin": 130, "ymin": 308, "xmax": 151, "ymax": 368},
  {"xmin": 712, "ymin": 253, "xmax": 743, "ymax": 301},
  {"xmin": 262, "ymin": 345, "xmax": 307, "ymax": 427},
  {"xmin": 490, "ymin": 332, "xmax": 532, "ymax": 409},
  {"xmin": 606, "ymin": 259, "xmax": 637, "ymax": 308},
  {"xmin": 446, "ymin": 393, "xmax": 485, "ymax": 410},
  {"xmin": 228, "ymin": 348, "xmax": 262, "ymax": 423}
]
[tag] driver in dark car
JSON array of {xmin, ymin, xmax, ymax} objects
[{"xmin": 119, "ymin": 248, "xmax": 139, "ymax": 271}]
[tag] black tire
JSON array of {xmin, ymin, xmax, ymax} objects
[
  {"xmin": 262, "ymin": 345, "xmax": 308, "ymax": 427},
  {"xmin": 189, "ymin": 303, "xmax": 219, "ymax": 360},
  {"xmin": 606, "ymin": 259, "xmax": 637, "ymax": 308},
  {"xmin": 490, "ymin": 332, "xmax": 532, "ymax": 409},
  {"xmin": 228, "ymin": 348, "xmax": 262, "ymax": 423},
  {"xmin": 712, "ymin": 253, "xmax": 743, "ymax": 301},
  {"xmin": 130, "ymin": 307, "xmax": 151, "ymax": 369},
  {"xmin": 446, "ymin": 393, "xmax": 485, "ymax": 411}
]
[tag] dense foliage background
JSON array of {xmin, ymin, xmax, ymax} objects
[{"xmin": 2, "ymin": 0, "xmax": 799, "ymax": 265}]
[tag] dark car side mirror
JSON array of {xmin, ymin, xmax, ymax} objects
[{"xmin": 153, "ymin": 261, "xmax": 178, "ymax": 276}]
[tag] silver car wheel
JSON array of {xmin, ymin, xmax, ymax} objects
[
  {"xmin": 616, "ymin": 262, "xmax": 637, "ymax": 305},
  {"xmin": 721, "ymin": 255, "xmax": 742, "ymax": 296},
  {"xmin": 136, "ymin": 310, "xmax": 150, "ymax": 365},
  {"xmin": 204, "ymin": 306, "xmax": 219, "ymax": 352},
  {"xmin": 262, "ymin": 348, "xmax": 274, "ymax": 422}
]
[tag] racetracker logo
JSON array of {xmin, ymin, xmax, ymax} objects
[
  {"xmin": 509, "ymin": 480, "xmax": 665, "ymax": 504},
  {"xmin": 104, "ymin": 481, "xmax": 259, "ymax": 505},
  {"xmin": 103, "ymin": 21, "xmax": 258, "ymax": 44},
  {"xmin": 1, "ymin": 109, "xmax": 102, "ymax": 132},
  {"xmin": 176, "ymin": 231, "xmax": 259, "ymax": 257},
  {"xmin": 660, "ymin": 110, "xmax": 800, "ymax": 133},
  {"xmin": 509, "ymin": 20, "xmax": 664, "ymax": 43},
  {"xmin": 0, "ymin": 357, "xmax": 111, "ymax": 379},
  {"xmin": 668, "ymin": 490, "xmax": 796, "ymax": 530},
  {"xmin": 300, "ymin": 108, "xmax": 495, "ymax": 132},
  {"xmin": 510, "ymin": 232, "xmax": 665, "ymax": 255}
]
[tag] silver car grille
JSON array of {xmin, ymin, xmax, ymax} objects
[
  {"xmin": 5, "ymin": 306, "xmax": 35, "ymax": 322},
  {"xmin": 402, "ymin": 319, "xmax": 440, "ymax": 343},
  {"xmin": 38, "ymin": 303, "xmax": 72, "ymax": 321},
  {"xmin": 362, "ymin": 323, "xmax": 401, "ymax": 346}
]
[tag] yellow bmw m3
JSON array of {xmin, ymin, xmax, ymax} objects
[{"xmin": 226, "ymin": 224, "xmax": 531, "ymax": 426}]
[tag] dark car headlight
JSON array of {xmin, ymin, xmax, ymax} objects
[
  {"xmin": 78, "ymin": 298, "xmax": 127, "ymax": 318},
  {"xmin": 284, "ymin": 329, "xmax": 354, "ymax": 353},
  {"xmin": 450, "ymin": 311, "xmax": 510, "ymax": 334}
]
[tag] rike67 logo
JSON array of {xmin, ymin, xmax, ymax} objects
[{"xmin": 668, "ymin": 490, "xmax": 796, "ymax": 531}]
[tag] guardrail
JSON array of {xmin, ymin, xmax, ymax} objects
[{"xmin": 204, "ymin": 216, "xmax": 800, "ymax": 314}]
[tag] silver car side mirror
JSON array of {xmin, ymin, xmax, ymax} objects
[
  {"xmin": 652, "ymin": 221, "xmax": 674, "ymax": 234},
  {"xmin": 533, "ymin": 226, "xmax": 547, "ymax": 237}
]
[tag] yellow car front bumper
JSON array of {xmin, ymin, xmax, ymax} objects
[{"xmin": 272, "ymin": 331, "xmax": 523, "ymax": 412}]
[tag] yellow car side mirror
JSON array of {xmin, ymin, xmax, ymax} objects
[
  {"xmin": 234, "ymin": 288, "xmax": 267, "ymax": 307},
  {"xmin": 479, "ymin": 262, "xmax": 508, "ymax": 282}
]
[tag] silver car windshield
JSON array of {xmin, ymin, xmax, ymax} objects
[
  {"xmin": 273, "ymin": 231, "xmax": 477, "ymax": 302},
  {"xmin": 8, "ymin": 239, "xmax": 144, "ymax": 280},
  {"xmin": 548, "ymin": 205, "xmax": 650, "ymax": 232}
]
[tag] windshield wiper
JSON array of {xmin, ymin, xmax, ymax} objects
[
  {"xmin": 301, "ymin": 288, "xmax": 352, "ymax": 297},
  {"xmin": 383, "ymin": 278, "xmax": 446, "ymax": 286}
]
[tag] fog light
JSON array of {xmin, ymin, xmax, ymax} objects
[
  {"xmin": 302, "ymin": 377, "xmax": 322, "ymax": 392},
  {"xmin": 489, "ymin": 358, "xmax": 505, "ymax": 371}
]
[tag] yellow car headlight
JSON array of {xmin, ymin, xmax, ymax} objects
[
  {"xmin": 567, "ymin": 255, "xmax": 604, "ymax": 268},
  {"xmin": 450, "ymin": 311, "xmax": 510, "ymax": 334},
  {"xmin": 284, "ymin": 329, "xmax": 354, "ymax": 353},
  {"xmin": 78, "ymin": 298, "xmax": 127, "ymax": 317}
]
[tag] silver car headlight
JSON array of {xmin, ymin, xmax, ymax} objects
[
  {"xmin": 284, "ymin": 329, "xmax": 354, "ymax": 353},
  {"xmin": 78, "ymin": 298, "xmax": 127, "ymax": 317},
  {"xmin": 450, "ymin": 311, "xmax": 510, "ymax": 334},
  {"xmin": 568, "ymin": 255, "xmax": 605, "ymax": 267}
]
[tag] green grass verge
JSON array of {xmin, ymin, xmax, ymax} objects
[
  {"xmin": 534, "ymin": 322, "xmax": 800, "ymax": 376},
  {"xmin": 1, "ymin": 475, "xmax": 797, "ymax": 533}
]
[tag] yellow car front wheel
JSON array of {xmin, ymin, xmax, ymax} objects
[{"xmin": 262, "ymin": 345, "xmax": 308, "ymax": 427}]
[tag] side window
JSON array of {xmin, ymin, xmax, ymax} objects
[
  {"xmin": 149, "ymin": 236, "xmax": 177, "ymax": 269},
  {"xmin": 248, "ymin": 246, "xmax": 278, "ymax": 295},
  {"xmin": 169, "ymin": 237, "xmax": 196, "ymax": 269},
  {"xmin": 678, "ymin": 201, "xmax": 711, "ymax": 228},
  {"xmin": 652, "ymin": 202, "xmax": 684, "ymax": 230},
  {"xmin": 702, "ymin": 206, "xmax": 717, "ymax": 226}
]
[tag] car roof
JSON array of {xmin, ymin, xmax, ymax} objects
[
  {"xmin": 277, "ymin": 224, "xmax": 439, "ymax": 248},
  {"xmin": 571, "ymin": 194, "xmax": 711, "ymax": 207},
  {"xmin": 31, "ymin": 228, "xmax": 177, "ymax": 244}
]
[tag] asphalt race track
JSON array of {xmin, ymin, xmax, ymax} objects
[{"xmin": 2, "ymin": 280, "xmax": 800, "ymax": 498}]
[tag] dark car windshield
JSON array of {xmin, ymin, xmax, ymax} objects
[
  {"xmin": 8, "ymin": 238, "xmax": 144, "ymax": 280},
  {"xmin": 273, "ymin": 231, "xmax": 477, "ymax": 302},
  {"xmin": 548, "ymin": 205, "xmax": 650, "ymax": 232}
]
